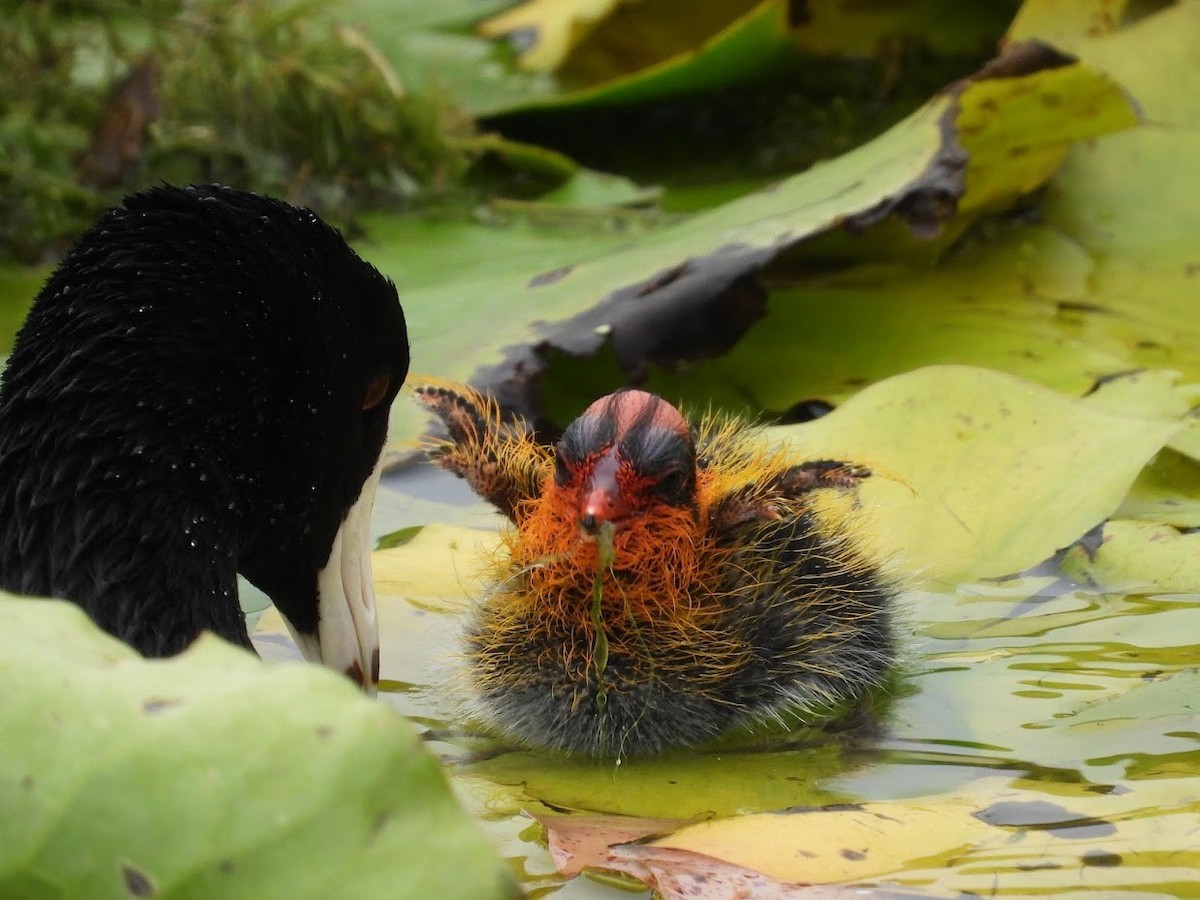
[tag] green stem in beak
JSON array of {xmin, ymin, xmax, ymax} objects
[{"xmin": 590, "ymin": 520, "xmax": 617, "ymax": 711}]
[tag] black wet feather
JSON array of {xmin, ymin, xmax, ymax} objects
[{"xmin": 0, "ymin": 184, "xmax": 408, "ymax": 658}]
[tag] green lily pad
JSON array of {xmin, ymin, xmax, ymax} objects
[
  {"xmin": 0, "ymin": 596, "xmax": 514, "ymax": 900},
  {"xmin": 634, "ymin": 223, "xmax": 1137, "ymax": 417},
  {"xmin": 466, "ymin": 745, "xmax": 848, "ymax": 820},
  {"xmin": 467, "ymin": 0, "xmax": 794, "ymax": 113},
  {"xmin": 1052, "ymin": 668, "xmax": 1200, "ymax": 726},
  {"xmin": 1034, "ymin": 2, "xmax": 1200, "ymax": 387},
  {"xmin": 441, "ymin": 0, "xmax": 1017, "ymax": 115},
  {"xmin": 375, "ymin": 47, "xmax": 1136, "ymax": 442},
  {"xmin": 520, "ymin": 0, "xmax": 795, "ymax": 111}
]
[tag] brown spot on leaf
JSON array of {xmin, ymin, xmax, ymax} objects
[
  {"xmin": 344, "ymin": 658, "xmax": 366, "ymax": 686},
  {"xmin": 979, "ymin": 41, "xmax": 1075, "ymax": 81},
  {"xmin": 840, "ymin": 847, "xmax": 867, "ymax": 861},
  {"xmin": 1058, "ymin": 300, "xmax": 1115, "ymax": 315},
  {"xmin": 141, "ymin": 698, "xmax": 182, "ymax": 715},
  {"xmin": 1082, "ymin": 849, "xmax": 1123, "ymax": 867},
  {"xmin": 529, "ymin": 266, "xmax": 574, "ymax": 287},
  {"xmin": 1082, "ymin": 368, "xmax": 1146, "ymax": 396},
  {"xmin": 122, "ymin": 864, "xmax": 155, "ymax": 897},
  {"xmin": 634, "ymin": 263, "xmax": 688, "ymax": 297},
  {"xmin": 370, "ymin": 809, "xmax": 394, "ymax": 839}
]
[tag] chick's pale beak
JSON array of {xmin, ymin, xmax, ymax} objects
[{"xmin": 305, "ymin": 455, "xmax": 383, "ymax": 694}]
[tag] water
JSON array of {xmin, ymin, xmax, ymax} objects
[{"xmin": 257, "ymin": 472, "xmax": 1200, "ymax": 897}]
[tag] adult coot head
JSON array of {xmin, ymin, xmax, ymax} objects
[{"xmin": 0, "ymin": 184, "xmax": 408, "ymax": 690}]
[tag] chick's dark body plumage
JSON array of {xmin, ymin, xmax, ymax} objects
[
  {"xmin": 0, "ymin": 185, "xmax": 408, "ymax": 685},
  {"xmin": 416, "ymin": 383, "xmax": 898, "ymax": 757}
]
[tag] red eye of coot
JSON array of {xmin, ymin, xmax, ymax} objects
[{"xmin": 362, "ymin": 373, "xmax": 391, "ymax": 411}]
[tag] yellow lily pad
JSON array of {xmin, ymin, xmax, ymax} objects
[
  {"xmin": 955, "ymin": 53, "xmax": 1141, "ymax": 216},
  {"xmin": 776, "ymin": 365, "xmax": 1180, "ymax": 584},
  {"xmin": 1006, "ymin": 0, "xmax": 1131, "ymax": 46},
  {"xmin": 649, "ymin": 799, "xmax": 993, "ymax": 884},
  {"xmin": 1060, "ymin": 518, "xmax": 1200, "ymax": 593},
  {"xmin": 478, "ymin": 0, "xmax": 621, "ymax": 72},
  {"xmin": 605, "ymin": 775, "xmax": 1200, "ymax": 895},
  {"xmin": 1115, "ymin": 449, "xmax": 1200, "ymax": 529}
]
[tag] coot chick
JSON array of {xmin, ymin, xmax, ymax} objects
[
  {"xmin": 414, "ymin": 383, "xmax": 898, "ymax": 756},
  {"xmin": 0, "ymin": 185, "xmax": 408, "ymax": 689}
]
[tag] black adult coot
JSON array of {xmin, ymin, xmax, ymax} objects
[
  {"xmin": 0, "ymin": 185, "xmax": 408, "ymax": 689},
  {"xmin": 414, "ymin": 382, "xmax": 897, "ymax": 756}
]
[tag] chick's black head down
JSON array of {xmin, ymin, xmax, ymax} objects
[{"xmin": 0, "ymin": 185, "xmax": 408, "ymax": 686}]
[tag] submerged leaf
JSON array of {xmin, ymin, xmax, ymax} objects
[{"xmin": 380, "ymin": 45, "xmax": 1137, "ymax": 442}]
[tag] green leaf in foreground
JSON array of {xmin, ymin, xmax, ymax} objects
[
  {"xmin": 0, "ymin": 597, "xmax": 515, "ymax": 900},
  {"xmin": 774, "ymin": 365, "xmax": 1181, "ymax": 585}
]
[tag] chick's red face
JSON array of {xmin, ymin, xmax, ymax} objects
[{"xmin": 555, "ymin": 390, "xmax": 697, "ymax": 535}]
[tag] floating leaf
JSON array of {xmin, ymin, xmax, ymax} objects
[
  {"xmin": 793, "ymin": 0, "xmax": 1019, "ymax": 57},
  {"xmin": 647, "ymin": 800, "xmax": 992, "ymax": 884},
  {"xmin": 775, "ymin": 365, "xmax": 1180, "ymax": 584},
  {"xmin": 477, "ymin": 0, "xmax": 621, "ymax": 72},
  {"xmin": 1053, "ymin": 668, "xmax": 1200, "ymax": 726},
  {"xmin": 1114, "ymin": 449, "xmax": 1200, "ymax": 529},
  {"xmin": 1060, "ymin": 518, "xmax": 1200, "ymax": 593},
  {"xmin": 1034, "ymin": 2, "xmax": 1200, "ymax": 386},
  {"xmin": 0, "ymin": 596, "xmax": 514, "ymax": 900},
  {"xmin": 375, "ymin": 47, "xmax": 1137, "ymax": 442},
  {"xmin": 538, "ymin": 777, "xmax": 1200, "ymax": 897}
]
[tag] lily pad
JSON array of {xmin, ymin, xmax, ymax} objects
[
  {"xmin": 509, "ymin": 0, "xmax": 795, "ymax": 111},
  {"xmin": 774, "ymin": 365, "xmax": 1179, "ymax": 584},
  {"xmin": 0, "ymin": 596, "xmax": 514, "ymax": 900},
  {"xmin": 1034, "ymin": 1, "xmax": 1200, "ymax": 384},
  {"xmin": 1060, "ymin": 518, "xmax": 1200, "ymax": 593},
  {"xmin": 376, "ymin": 47, "xmax": 1136, "ymax": 442},
  {"xmin": 1114, "ymin": 449, "xmax": 1200, "ymax": 529},
  {"xmin": 476, "ymin": 0, "xmax": 622, "ymax": 73},
  {"xmin": 634, "ymin": 225, "xmax": 1137, "ymax": 417},
  {"xmin": 1053, "ymin": 668, "xmax": 1200, "ymax": 726},
  {"xmin": 792, "ymin": 0, "xmax": 1020, "ymax": 57},
  {"xmin": 597, "ymin": 775, "xmax": 1200, "ymax": 896}
]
